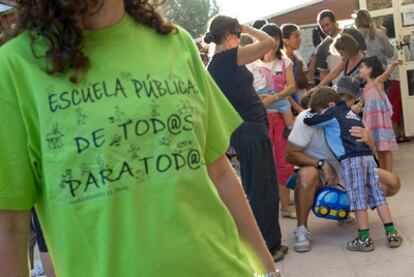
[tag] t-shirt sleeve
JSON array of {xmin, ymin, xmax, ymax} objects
[
  {"xmin": 179, "ymin": 28, "xmax": 243, "ymax": 165},
  {"xmin": 288, "ymin": 110, "xmax": 317, "ymax": 148},
  {"xmin": 0, "ymin": 53, "xmax": 39, "ymax": 210},
  {"xmin": 284, "ymin": 57, "xmax": 293, "ymax": 68},
  {"xmin": 316, "ymin": 39, "xmax": 330, "ymax": 71}
]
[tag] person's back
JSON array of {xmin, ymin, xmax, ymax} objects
[
  {"xmin": 1, "ymin": 4, "xmax": 278, "ymax": 277},
  {"xmin": 362, "ymin": 29, "xmax": 394, "ymax": 68},
  {"xmin": 208, "ymin": 48, "xmax": 267, "ymax": 123},
  {"xmin": 304, "ymin": 97, "xmax": 372, "ymax": 161}
]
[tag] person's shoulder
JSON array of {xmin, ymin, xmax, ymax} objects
[
  {"xmin": 0, "ymin": 32, "xmax": 32, "ymax": 61},
  {"xmin": 317, "ymin": 37, "xmax": 333, "ymax": 54},
  {"xmin": 298, "ymin": 108, "xmax": 313, "ymax": 121},
  {"xmin": 0, "ymin": 32, "xmax": 34, "ymax": 76},
  {"xmin": 282, "ymin": 55, "xmax": 293, "ymax": 65}
]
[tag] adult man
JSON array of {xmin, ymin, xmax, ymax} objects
[
  {"xmin": 316, "ymin": 10, "xmax": 367, "ymax": 85},
  {"xmin": 286, "ymin": 77, "xmax": 401, "ymax": 252}
]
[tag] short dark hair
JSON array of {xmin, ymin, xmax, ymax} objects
[
  {"xmin": 317, "ymin": 9, "xmax": 336, "ymax": 23},
  {"xmin": 301, "ymin": 95, "xmax": 311, "ymax": 109},
  {"xmin": 310, "ymin": 86, "xmax": 341, "ymax": 111},
  {"xmin": 261, "ymin": 23, "xmax": 283, "ymax": 59},
  {"xmin": 382, "ymin": 15, "xmax": 395, "ymax": 38},
  {"xmin": 361, "ymin": 56, "xmax": 385, "ymax": 79},
  {"xmin": 281, "ymin": 24, "xmax": 300, "ymax": 39},
  {"xmin": 252, "ymin": 19, "xmax": 268, "ymax": 30}
]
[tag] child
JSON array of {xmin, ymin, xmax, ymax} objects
[
  {"xmin": 241, "ymin": 27, "xmax": 296, "ymax": 136},
  {"xmin": 304, "ymin": 86, "xmax": 402, "ymax": 252},
  {"xmin": 359, "ymin": 57, "xmax": 401, "ymax": 172}
]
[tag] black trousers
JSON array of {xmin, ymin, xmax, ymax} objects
[
  {"xmin": 231, "ymin": 121, "xmax": 281, "ymax": 254},
  {"xmin": 32, "ymin": 209, "xmax": 48, "ymax": 253}
]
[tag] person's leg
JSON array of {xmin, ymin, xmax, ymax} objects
[
  {"xmin": 355, "ymin": 210, "xmax": 369, "ymax": 230},
  {"xmin": 280, "ymin": 185, "xmax": 294, "ymax": 215},
  {"xmin": 378, "ymin": 151, "xmax": 393, "ymax": 172},
  {"xmin": 268, "ymin": 114, "xmax": 289, "ymax": 214},
  {"xmin": 282, "ymin": 110, "xmax": 295, "ymax": 130},
  {"xmin": 32, "ymin": 209, "xmax": 56, "ymax": 277},
  {"xmin": 270, "ymin": 113, "xmax": 295, "ymax": 218},
  {"xmin": 376, "ymin": 205, "xmax": 393, "ymax": 224},
  {"xmin": 377, "ymin": 168, "xmax": 400, "ymax": 197},
  {"xmin": 295, "ymin": 166, "xmax": 322, "ymax": 228},
  {"xmin": 40, "ymin": 252, "xmax": 56, "ymax": 277},
  {"xmin": 293, "ymin": 166, "xmax": 322, "ymax": 252},
  {"xmin": 232, "ymin": 123, "xmax": 282, "ymax": 257}
]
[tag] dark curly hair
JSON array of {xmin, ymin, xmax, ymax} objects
[{"xmin": 12, "ymin": 0, "xmax": 175, "ymax": 82}]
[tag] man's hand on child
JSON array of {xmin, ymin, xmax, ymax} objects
[{"xmin": 321, "ymin": 162, "xmax": 338, "ymax": 186}]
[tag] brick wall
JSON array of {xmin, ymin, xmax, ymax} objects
[{"xmin": 268, "ymin": 0, "xmax": 359, "ymax": 26}]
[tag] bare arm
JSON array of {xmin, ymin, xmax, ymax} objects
[
  {"xmin": 286, "ymin": 143, "xmax": 337, "ymax": 185},
  {"xmin": 318, "ymin": 58, "xmax": 345, "ymax": 86},
  {"xmin": 376, "ymin": 59, "xmax": 402, "ymax": 84},
  {"xmin": 276, "ymin": 64, "xmax": 296, "ymax": 99},
  {"xmin": 207, "ymin": 155, "xmax": 276, "ymax": 274},
  {"xmin": 237, "ymin": 25, "xmax": 276, "ymax": 66},
  {"xmin": 0, "ymin": 211, "xmax": 31, "ymax": 277}
]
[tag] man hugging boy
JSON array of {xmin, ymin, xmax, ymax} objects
[{"xmin": 304, "ymin": 77, "xmax": 402, "ymax": 252}]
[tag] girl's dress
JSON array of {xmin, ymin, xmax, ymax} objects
[{"xmin": 363, "ymin": 82, "xmax": 398, "ymax": 151}]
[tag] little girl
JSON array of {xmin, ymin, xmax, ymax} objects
[
  {"xmin": 252, "ymin": 24, "xmax": 297, "ymax": 135},
  {"xmin": 359, "ymin": 57, "xmax": 401, "ymax": 172}
]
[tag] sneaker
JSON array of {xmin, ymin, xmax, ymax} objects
[
  {"xmin": 281, "ymin": 210, "xmax": 297, "ymax": 219},
  {"xmin": 294, "ymin": 225, "xmax": 312, "ymax": 252},
  {"xmin": 387, "ymin": 232, "xmax": 403, "ymax": 248},
  {"xmin": 271, "ymin": 245, "xmax": 289, "ymax": 262},
  {"xmin": 346, "ymin": 237, "xmax": 375, "ymax": 252},
  {"xmin": 31, "ymin": 263, "xmax": 45, "ymax": 277}
]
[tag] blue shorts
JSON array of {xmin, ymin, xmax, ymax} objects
[
  {"xmin": 257, "ymin": 88, "xmax": 291, "ymax": 113},
  {"xmin": 340, "ymin": 156, "xmax": 386, "ymax": 211}
]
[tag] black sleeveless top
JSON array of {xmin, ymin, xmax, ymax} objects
[{"xmin": 207, "ymin": 47, "xmax": 267, "ymax": 123}]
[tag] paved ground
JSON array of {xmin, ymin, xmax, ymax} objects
[{"xmin": 278, "ymin": 141, "xmax": 414, "ymax": 277}]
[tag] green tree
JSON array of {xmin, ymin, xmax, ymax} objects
[{"xmin": 163, "ymin": 0, "xmax": 220, "ymax": 38}]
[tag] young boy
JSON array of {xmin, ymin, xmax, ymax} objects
[{"xmin": 304, "ymin": 83, "xmax": 403, "ymax": 252}]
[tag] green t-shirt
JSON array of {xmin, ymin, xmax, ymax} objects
[{"xmin": 0, "ymin": 14, "xmax": 253, "ymax": 276}]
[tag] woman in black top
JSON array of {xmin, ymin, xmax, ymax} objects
[{"xmin": 205, "ymin": 15, "xmax": 287, "ymax": 262}]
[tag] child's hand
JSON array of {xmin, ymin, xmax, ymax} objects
[
  {"xmin": 351, "ymin": 101, "xmax": 364, "ymax": 114},
  {"xmin": 392, "ymin": 59, "xmax": 403, "ymax": 66},
  {"xmin": 259, "ymin": 94, "xmax": 275, "ymax": 109}
]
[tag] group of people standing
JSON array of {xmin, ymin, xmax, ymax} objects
[{"xmin": 204, "ymin": 7, "xmax": 407, "ymax": 264}]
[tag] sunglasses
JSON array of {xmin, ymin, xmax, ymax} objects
[{"xmin": 232, "ymin": 31, "xmax": 241, "ymax": 39}]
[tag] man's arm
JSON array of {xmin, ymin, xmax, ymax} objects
[
  {"xmin": 0, "ymin": 210, "xmax": 31, "ymax": 276},
  {"xmin": 286, "ymin": 143, "xmax": 338, "ymax": 185}
]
